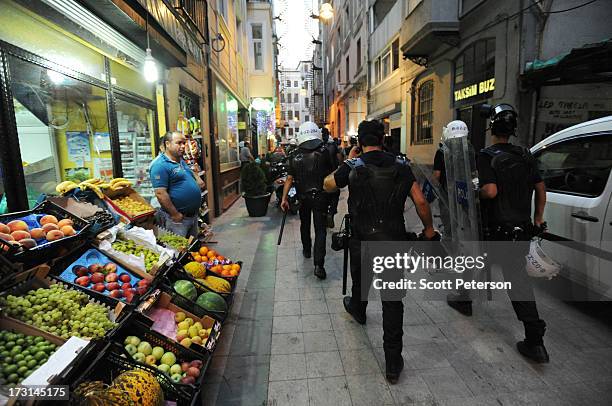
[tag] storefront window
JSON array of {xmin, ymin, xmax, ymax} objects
[
  {"xmin": 115, "ymin": 99, "xmax": 156, "ymax": 201},
  {"xmin": 109, "ymin": 60, "xmax": 155, "ymax": 100},
  {"xmin": 216, "ymin": 84, "xmax": 240, "ymax": 171},
  {"xmin": 8, "ymin": 55, "xmax": 111, "ymax": 208},
  {"xmin": 0, "ymin": 0, "xmax": 105, "ymax": 80},
  {"xmin": 415, "ymin": 80, "xmax": 434, "ymax": 144}
]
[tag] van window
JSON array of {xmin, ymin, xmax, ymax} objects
[{"xmin": 534, "ymin": 134, "xmax": 612, "ymax": 197}]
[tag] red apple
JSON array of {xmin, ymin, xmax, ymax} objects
[
  {"xmin": 181, "ymin": 362, "xmax": 190, "ymax": 372},
  {"xmin": 93, "ymin": 283, "xmax": 105, "ymax": 292},
  {"xmin": 124, "ymin": 289, "xmax": 135, "ymax": 303},
  {"xmin": 109, "ymin": 290, "xmax": 123, "ymax": 298},
  {"xmin": 105, "ymin": 273, "xmax": 118, "ymax": 283},
  {"xmin": 72, "ymin": 265, "xmax": 88, "ymax": 277},
  {"xmin": 135, "ymin": 286, "xmax": 147, "ymax": 295},
  {"xmin": 121, "ymin": 282, "xmax": 132, "ymax": 290},
  {"xmin": 190, "ymin": 360, "xmax": 203, "ymax": 369},
  {"xmin": 137, "ymin": 279, "xmax": 150, "ymax": 287},
  {"xmin": 119, "ymin": 273, "xmax": 131, "ymax": 283},
  {"xmin": 181, "ymin": 376, "xmax": 195, "ymax": 385},
  {"xmin": 75, "ymin": 276, "xmax": 90, "ymax": 286},
  {"xmin": 106, "ymin": 282, "xmax": 120, "ymax": 291},
  {"xmin": 187, "ymin": 367, "xmax": 200, "ymax": 378},
  {"xmin": 90, "ymin": 272, "xmax": 105, "ymax": 284},
  {"xmin": 104, "ymin": 262, "xmax": 117, "ymax": 273},
  {"xmin": 88, "ymin": 264, "xmax": 102, "ymax": 274}
]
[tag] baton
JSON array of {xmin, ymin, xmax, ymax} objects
[
  {"xmin": 277, "ymin": 209, "xmax": 288, "ymax": 245},
  {"xmin": 342, "ymin": 215, "xmax": 351, "ymax": 295}
]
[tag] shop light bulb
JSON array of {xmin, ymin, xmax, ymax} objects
[
  {"xmin": 47, "ymin": 70, "xmax": 65, "ymax": 85},
  {"xmin": 143, "ymin": 48, "xmax": 158, "ymax": 82},
  {"xmin": 319, "ymin": 3, "xmax": 334, "ymax": 20},
  {"xmin": 227, "ymin": 99, "xmax": 239, "ymax": 112}
]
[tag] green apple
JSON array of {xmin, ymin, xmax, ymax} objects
[
  {"xmin": 124, "ymin": 336, "xmax": 134, "ymax": 346},
  {"xmin": 145, "ymin": 354, "xmax": 157, "ymax": 365},
  {"xmin": 174, "ymin": 312, "xmax": 186, "ymax": 323},
  {"xmin": 125, "ymin": 344, "xmax": 138, "ymax": 356},
  {"xmin": 137, "ymin": 341, "xmax": 153, "ymax": 356},
  {"xmin": 129, "ymin": 336, "xmax": 141, "ymax": 347},
  {"xmin": 177, "ymin": 321, "xmax": 190, "ymax": 332},
  {"xmin": 188, "ymin": 325, "xmax": 199, "ymax": 338},
  {"xmin": 152, "ymin": 346, "xmax": 164, "ymax": 361},
  {"xmin": 171, "ymin": 373, "xmax": 182, "ymax": 383},
  {"xmin": 133, "ymin": 352, "xmax": 146, "ymax": 363},
  {"xmin": 157, "ymin": 364, "xmax": 170, "ymax": 374},
  {"xmin": 160, "ymin": 351, "xmax": 176, "ymax": 366},
  {"xmin": 170, "ymin": 364, "xmax": 182, "ymax": 375}
]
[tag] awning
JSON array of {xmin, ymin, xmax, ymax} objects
[
  {"xmin": 367, "ymin": 103, "xmax": 401, "ymax": 121},
  {"xmin": 521, "ymin": 39, "xmax": 612, "ymax": 87}
]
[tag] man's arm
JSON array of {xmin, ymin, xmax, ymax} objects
[
  {"xmin": 534, "ymin": 181, "xmax": 546, "ymax": 226},
  {"xmin": 479, "ymin": 183, "xmax": 497, "ymax": 199},
  {"xmin": 155, "ymin": 188, "xmax": 183, "ymax": 222},
  {"xmin": 280, "ymin": 175, "xmax": 294, "ymax": 211},
  {"xmin": 192, "ymin": 169, "xmax": 205, "ymax": 190},
  {"xmin": 409, "ymin": 182, "xmax": 436, "ymax": 238}
]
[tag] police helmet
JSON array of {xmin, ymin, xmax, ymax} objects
[
  {"xmin": 442, "ymin": 120, "xmax": 469, "ymax": 142},
  {"xmin": 525, "ymin": 239, "xmax": 561, "ymax": 280},
  {"xmin": 297, "ymin": 121, "xmax": 322, "ymax": 145},
  {"xmin": 481, "ymin": 103, "xmax": 517, "ymax": 136}
]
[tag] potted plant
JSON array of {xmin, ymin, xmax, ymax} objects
[{"xmin": 241, "ymin": 162, "xmax": 272, "ymax": 217}]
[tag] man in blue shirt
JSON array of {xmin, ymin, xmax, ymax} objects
[{"xmin": 150, "ymin": 132, "xmax": 204, "ymax": 237}]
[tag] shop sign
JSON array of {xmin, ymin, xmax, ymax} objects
[
  {"xmin": 238, "ymin": 122, "xmax": 247, "ymax": 130},
  {"xmin": 454, "ymin": 78, "xmax": 495, "ymax": 102}
]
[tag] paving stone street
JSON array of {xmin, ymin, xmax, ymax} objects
[{"xmin": 201, "ymin": 191, "xmax": 612, "ymax": 406}]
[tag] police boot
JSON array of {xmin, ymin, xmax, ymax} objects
[
  {"xmin": 517, "ymin": 320, "xmax": 549, "ymax": 363},
  {"xmin": 446, "ymin": 292, "xmax": 472, "ymax": 316},
  {"xmin": 314, "ymin": 265, "xmax": 326, "ymax": 280},
  {"xmin": 326, "ymin": 214, "xmax": 335, "ymax": 229},
  {"xmin": 384, "ymin": 353, "xmax": 404, "ymax": 384},
  {"xmin": 342, "ymin": 297, "xmax": 366, "ymax": 324}
]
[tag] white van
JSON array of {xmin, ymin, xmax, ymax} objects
[{"xmin": 530, "ymin": 116, "xmax": 612, "ymax": 299}]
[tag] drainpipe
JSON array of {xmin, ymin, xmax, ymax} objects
[{"xmin": 204, "ymin": 4, "xmax": 220, "ymax": 217}]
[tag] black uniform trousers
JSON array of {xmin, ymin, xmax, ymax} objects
[
  {"xmin": 299, "ymin": 198, "xmax": 328, "ymax": 266},
  {"xmin": 328, "ymin": 190, "xmax": 341, "ymax": 215},
  {"xmin": 348, "ymin": 236, "xmax": 404, "ymax": 357},
  {"xmin": 485, "ymin": 230, "xmax": 546, "ymax": 344}
]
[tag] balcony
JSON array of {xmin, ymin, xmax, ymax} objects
[{"xmin": 400, "ymin": 0, "xmax": 460, "ymax": 66}]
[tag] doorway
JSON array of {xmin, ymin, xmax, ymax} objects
[{"xmin": 457, "ymin": 103, "xmax": 488, "ymax": 152}]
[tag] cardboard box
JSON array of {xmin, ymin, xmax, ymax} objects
[{"xmin": 103, "ymin": 186, "xmax": 155, "ymax": 222}]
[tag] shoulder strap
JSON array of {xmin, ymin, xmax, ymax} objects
[{"xmin": 345, "ymin": 157, "xmax": 365, "ymax": 170}]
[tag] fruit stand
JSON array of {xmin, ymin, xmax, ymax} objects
[{"xmin": 0, "ymin": 194, "xmax": 240, "ymax": 405}]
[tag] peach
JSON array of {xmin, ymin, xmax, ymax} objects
[
  {"xmin": 40, "ymin": 215, "xmax": 58, "ymax": 225},
  {"xmin": 19, "ymin": 238, "xmax": 37, "ymax": 249},
  {"xmin": 0, "ymin": 232, "xmax": 14, "ymax": 241},
  {"xmin": 7, "ymin": 220, "xmax": 28, "ymax": 233},
  {"xmin": 42, "ymin": 223, "xmax": 59, "ymax": 233},
  {"xmin": 30, "ymin": 228, "xmax": 45, "ymax": 239},
  {"xmin": 60, "ymin": 225, "xmax": 75, "ymax": 236},
  {"xmin": 0, "ymin": 223, "xmax": 9, "ymax": 234},
  {"xmin": 57, "ymin": 219, "xmax": 73, "ymax": 228},
  {"xmin": 10, "ymin": 230, "xmax": 31, "ymax": 241},
  {"xmin": 46, "ymin": 230, "xmax": 64, "ymax": 241}
]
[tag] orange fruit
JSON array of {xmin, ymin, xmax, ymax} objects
[
  {"xmin": 229, "ymin": 269, "xmax": 238, "ymax": 276},
  {"xmin": 231, "ymin": 264, "xmax": 241, "ymax": 271},
  {"xmin": 193, "ymin": 254, "xmax": 202, "ymax": 262},
  {"xmin": 207, "ymin": 250, "xmax": 216, "ymax": 259},
  {"xmin": 222, "ymin": 270, "xmax": 231, "ymax": 276},
  {"xmin": 199, "ymin": 246, "xmax": 209, "ymax": 256},
  {"xmin": 217, "ymin": 255, "xmax": 225, "ymax": 261}
]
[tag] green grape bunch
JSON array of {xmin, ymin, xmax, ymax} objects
[
  {"xmin": 0, "ymin": 284, "xmax": 115, "ymax": 339},
  {"xmin": 112, "ymin": 239, "xmax": 160, "ymax": 273},
  {"xmin": 157, "ymin": 233, "xmax": 189, "ymax": 250}
]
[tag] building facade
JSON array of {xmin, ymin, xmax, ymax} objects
[
  {"xmin": 247, "ymin": 0, "xmax": 277, "ymax": 157},
  {"xmin": 279, "ymin": 62, "xmax": 314, "ymax": 141}
]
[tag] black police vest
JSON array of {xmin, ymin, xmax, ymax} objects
[
  {"xmin": 290, "ymin": 143, "xmax": 331, "ymax": 195},
  {"xmin": 346, "ymin": 157, "xmax": 411, "ymax": 239},
  {"xmin": 481, "ymin": 145, "xmax": 535, "ymax": 226}
]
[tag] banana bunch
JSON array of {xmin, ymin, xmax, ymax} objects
[
  {"xmin": 56, "ymin": 181, "xmax": 79, "ymax": 195},
  {"xmin": 79, "ymin": 181, "xmax": 105, "ymax": 199},
  {"xmin": 110, "ymin": 178, "xmax": 133, "ymax": 191}
]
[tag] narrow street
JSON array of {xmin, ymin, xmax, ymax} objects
[{"xmin": 201, "ymin": 191, "xmax": 612, "ymax": 406}]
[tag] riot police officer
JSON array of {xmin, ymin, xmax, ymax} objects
[
  {"xmin": 321, "ymin": 127, "xmax": 342, "ymax": 228},
  {"xmin": 282, "ymin": 122, "xmax": 334, "ymax": 279},
  {"xmin": 448, "ymin": 104, "xmax": 549, "ymax": 363},
  {"xmin": 323, "ymin": 120, "xmax": 438, "ymax": 384}
]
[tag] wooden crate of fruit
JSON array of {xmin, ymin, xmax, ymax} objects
[
  {"xmin": 137, "ymin": 289, "xmax": 223, "ymax": 354},
  {"xmin": 103, "ymin": 186, "xmax": 155, "ymax": 222},
  {"xmin": 0, "ymin": 200, "xmax": 91, "ymax": 267}
]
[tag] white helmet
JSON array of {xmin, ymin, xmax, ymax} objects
[
  {"xmin": 288, "ymin": 138, "xmax": 297, "ymax": 146},
  {"xmin": 525, "ymin": 239, "xmax": 561, "ymax": 280},
  {"xmin": 296, "ymin": 121, "xmax": 322, "ymax": 145},
  {"xmin": 442, "ymin": 120, "xmax": 469, "ymax": 142}
]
